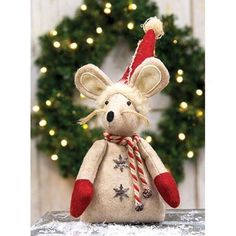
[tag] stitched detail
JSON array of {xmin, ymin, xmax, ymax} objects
[
  {"xmin": 113, "ymin": 154, "xmax": 129, "ymax": 172},
  {"xmin": 113, "ymin": 184, "xmax": 129, "ymax": 202}
]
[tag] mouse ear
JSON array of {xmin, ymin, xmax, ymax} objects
[
  {"xmin": 75, "ymin": 64, "xmax": 113, "ymax": 100},
  {"xmin": 128, "ymin": 57, "xmax": 169, "ymax": 97}
]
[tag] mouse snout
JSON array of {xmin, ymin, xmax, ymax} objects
[{"xmin": 106, "ymin": 111, "xmax": 114, "ymax": 122}]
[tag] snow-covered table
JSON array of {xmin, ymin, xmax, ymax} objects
[{"xmin": 31, "ymin": 209, "xmax": 205, "ymax": 236}]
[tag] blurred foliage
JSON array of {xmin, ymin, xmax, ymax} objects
[{"xmin": 32, "ymin": 0, "xmax": 204, "ymax": 183}]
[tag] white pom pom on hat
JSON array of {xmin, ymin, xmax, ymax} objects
[
  {"xmin": 120, "ymin": 16, "xmax": 165, "ymax": 83},
  {"xmin": 142, "ymin": 16, "xmax": 164, "ymax": 39}
]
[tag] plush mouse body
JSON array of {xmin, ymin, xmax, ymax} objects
[
  {"xmin": 78, "ymin": 139, "xmax": 167, "ymax": 223},
  {"xmin": 70, "ymin": 17, "xmax": 180, "ymax": 223}
]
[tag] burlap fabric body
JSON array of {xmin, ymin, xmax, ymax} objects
[{"xmin": 77, "ymin": 139, "xmax": 167, "ymax": 223}]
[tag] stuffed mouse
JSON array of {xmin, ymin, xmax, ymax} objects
[{"xmin": 70, "ymin": 17, "xmax": 180, "ymax": 223}]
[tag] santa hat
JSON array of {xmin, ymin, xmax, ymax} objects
[
  {"xmin": 74, "ymin": 17, "xmax": 169, "ymax": 118},
  {"xmin": 120, "ymin": 17, "xmax": 164, "ymax": 84}
]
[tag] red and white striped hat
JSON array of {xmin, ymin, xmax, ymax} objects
[{"xmin": 120, "ymin": 17, "xmax": 164, "ymax": 84}]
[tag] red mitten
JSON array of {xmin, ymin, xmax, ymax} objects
[
  {"xmin": 154, "ymin": 172, "xmax": 180, "ymax": 208},
  {"xmin": 70, "ymin": 179, "xmax": 94, "ymax": 218}
]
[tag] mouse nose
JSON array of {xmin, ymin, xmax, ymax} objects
[{"xmin": 107, "ymin": 111, "xmax": 114, "ymax": 122}]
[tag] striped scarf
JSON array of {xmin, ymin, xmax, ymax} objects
[{"xmin": 103, "ymin": 131, "xmax": 152, "ymax": 211}]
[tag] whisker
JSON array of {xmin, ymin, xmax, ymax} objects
[
  {"xmin": 78, "ymin": 109, "xmax": 106, "ymax": 125},
  {"xmin": 121, "ymin": 110, "xmax": 150, "ymax": 126}
]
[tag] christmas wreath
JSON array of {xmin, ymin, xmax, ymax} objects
[{"xmin": 31, "ymin": 0, "xmax": 204, "ymax": 183}]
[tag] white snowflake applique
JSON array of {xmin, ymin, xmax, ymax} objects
[
  {"xmin": 113, "ymin": 184, "xmax": 129, "ymax": 202},
  {"xmin": 113, "ymin": 154, "xmax": 129, "ymax": 172}
]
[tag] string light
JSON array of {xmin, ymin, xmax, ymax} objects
[
  {"xmin": 86, "ymin": 37, "xmax": 94, "ymax": 44},
  {"xmin": 45, "ymin": 100, "xmax": 52, "ymax": 106},
  {"xmin": 80, "ymin": 93, "xmax": 85, "ymax": 99},
  {"xmin": 145, "ymin": 136, "xmax": 152, "ymax": 143},
  {"xmin": 61, "ymin": 139, "xmax": 68, "ymax": 147},
  {"xmin": 80, "ymin": 4, "xmax": 87, "ymax": 11},
  {"xmin": 49, "ymin": 129, "xmax": 55, "ymax": 136},
  {"xmin": 53, "ymin": 41, "xmax": 60, "ymax": 48},
  {"xmin": 179, "ymin": 101, "xmax": 188, "ymax": 110},
  {"xmin": 196, "ymin": 109, "xmax": 204, "ymax": 117},
  {"xmin": 40, "ymin": 67, "xmax": 47, "ymax": 73},
  {"xmin": 39, "ymin": 119, "xmax": 47, "ymax": 127},
  {"xmin": 173, "ymin": 39, "xmax": 178, "ymax": 44},
  {"xmin": 187, "ymin": 151, "xmax": 194, "ymax": 158},
  {"xmin": 105, "ymin": 2, "xmax": 112, "ymax": 8},
  {"xmin": 69, "ymin": 42, "xmax": 78, "ymax": 50},
  {"xmin": 32, "ymin": 105, "xmax": 40, "ymax": 112},
  {"xmin": 177, "ymin": 69, "xmax": 184, "ymax": 75},
  {"xmin": 50, "ymin": 30, "xmax": 57, "ymax": 36},
  {"xmin": 178, "ymin": 133, "xmax": 186, "ymax": 140},
  {"xmin": 176, "ymin": 76, "xmax": 183, "ymax": 83},
  {"xmin": 127, "ymin": 22, "xmax": 134, "ymax": 30},
  {"xmin": 82, "ymin": 124, "xmax": 89, "ymax": 130},
  {"xmin": 196, "ymin": 89, "xmax": 203, "ymax": 96},
  {"xmin": 104, "ymin": 8, "xmax": 111, "ymax": 14},
  {"xmin": 51, "ymin": 154, "xmax": 58, "ymax": 161},
  {"xmin": 128, "ymin": 3, "xmax": 137, "ymax": 10},
  {"xmin": 96, "ymin": 27, "xmax": 103, "ymax": 34}
]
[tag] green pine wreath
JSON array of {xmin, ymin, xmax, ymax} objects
[{"xmin": 31, "ymin": 0, "xmax": 204, "ymax": 183}]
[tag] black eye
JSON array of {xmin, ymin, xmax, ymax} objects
[
  {"xmin": 105, "ymin": 101, "xmax": 109, "ymax": 105},
  {"xmin": 127, "ymin": 101, "xmax": 131, "ymax": 106}
]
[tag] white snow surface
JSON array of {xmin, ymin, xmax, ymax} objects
[{"xmin": 31, "ymin": 210, "xmax": 205, "ymax": 236}]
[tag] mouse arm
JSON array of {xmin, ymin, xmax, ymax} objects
[
  {"xmin": 138, "ymin": 138, "xmax": 180, "ymax": 208},
  {"xmin": 70, "ymin": 139, "xmax": 108, "ymax": 218}
]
